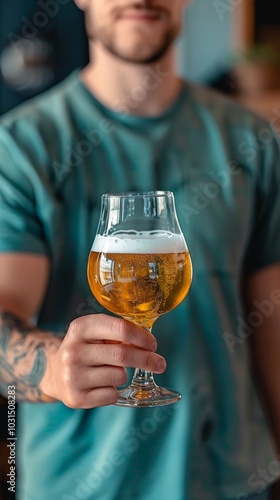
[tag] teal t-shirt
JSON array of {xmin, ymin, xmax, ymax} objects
[{"xmin": 0, "ymin": 71, "xmax": 280, "ymax": 500}]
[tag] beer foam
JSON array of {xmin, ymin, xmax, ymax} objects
[{"xmin": 91, "ymin": 231, "xmax": 187, "ymax": 254}]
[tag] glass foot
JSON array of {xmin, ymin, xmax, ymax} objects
[{"xmin": 115, "ymin": 383, "xmax": 181, "ymax": 408}]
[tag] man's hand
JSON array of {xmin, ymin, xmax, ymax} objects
[{"xmin": 41, "ymin": 314, "xmax": 166, "ymax": 408}]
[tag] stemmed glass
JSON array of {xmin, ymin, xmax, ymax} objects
[{"xmin": 87, "ymin": 191, "xmax": 192, "ymax": 407}]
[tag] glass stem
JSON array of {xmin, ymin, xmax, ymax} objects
[
  {"xmin": 130, "ymin": 325, "xmax": 157, "ymax": 390},
  {"xmin": 131, "ymin": 369, "xmax": 156, "ymax": 388}
]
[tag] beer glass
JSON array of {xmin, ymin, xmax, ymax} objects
[{"xmin": 87, "ymin": 191, "xmax": 192, "ymax": 407}]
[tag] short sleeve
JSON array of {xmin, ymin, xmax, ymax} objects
[
  {"xmin": 0, "ymin": 126, "xmax": 48, "ymax": 255},
  {"xmin": 243, "ymin": 127, "xmax": 280, "ymax": 274}
]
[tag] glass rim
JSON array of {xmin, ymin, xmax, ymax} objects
[{"xmin": 101, "ymin": 190, "xmax": 173, "ymax": 200}]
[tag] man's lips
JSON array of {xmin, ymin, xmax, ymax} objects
[{"xmin": 118, "ymin": 10, "xmax": 162, "ymax": 22}]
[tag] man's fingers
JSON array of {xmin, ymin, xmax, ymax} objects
[
  {"xmin": 65, "ymin": 387, "xmax": 119, "ymax": 409},
  {"xmin": 83, "ymin": 387, "xmax": 119, "ymax": 409},
  {"xmin": 69, "ymin": 314, "xmax": 157, "ymax": 351},
  {"xmin": 74, "ymin": 366, "xmax": 128, "ymax": 390},
  {"xmin": 79, "ymin": 343, "xmax": 167, "ymax": 374}
]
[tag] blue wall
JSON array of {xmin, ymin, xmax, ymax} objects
[{"xmin": 177, "ymin": 0, "xmax": 233, "ymax": 83}]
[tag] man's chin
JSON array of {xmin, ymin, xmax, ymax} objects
[
  {"xmin": 111, "ymin": 53, "xmax": 166, "ymax": 65},
  {"xmin": 104, "ymin": 42, "xmax": 173, "ymax": 65}
]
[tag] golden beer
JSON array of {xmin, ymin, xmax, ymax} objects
[{"xmin": 88, "ymin": 248, "xmax": 192, "ymax": 326}]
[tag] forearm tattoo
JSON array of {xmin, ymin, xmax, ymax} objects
[{"xmin": 0, "ymin": 312, "xmax": 61, "ymax": 402}]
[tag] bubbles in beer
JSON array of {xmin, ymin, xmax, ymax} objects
[{"xmin": 88, "ymin": 231, "xmax": 192, "ymax": 326}]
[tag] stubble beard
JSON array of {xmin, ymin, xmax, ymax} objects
[{"xmin": 86, "ymin": 19, "xmax": 178, "ymax": 64}]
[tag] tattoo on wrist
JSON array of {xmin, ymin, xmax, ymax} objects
[{"xmin": 0, "ymin": 311, "xmax": 57, "ymax": 402}]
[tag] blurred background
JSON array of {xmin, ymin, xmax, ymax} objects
[
  {"xmin": 0, "ymin": 0, "xmax": 88, "ymax": 115},
  {"xmin": 0, "ymin": 0, "xmax": 280, "ymax": 498}
]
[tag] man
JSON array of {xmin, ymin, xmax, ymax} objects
[{"xmin": 0, "ymin": 1, "xmax": 280, "ymax": 499}]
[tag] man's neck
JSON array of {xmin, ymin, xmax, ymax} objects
[{"xmin": 80, "ymin": 42, "xmax": 183, "ymax": 117}]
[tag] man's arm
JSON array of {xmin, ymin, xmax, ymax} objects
[
  {"xmin": 0, "ymin": 253, "xmax": 61, "ymax": 401},
  {"xmin": 0, "ymin": 254, "xmax": 166, "ymax": 407},
  {"xmin": 0, "ymin": 312, "xmax": 62, "ymax": 401},
  {"xmin": 245, "ymin": 263, "xmax": 280, "ymax": 498},
  {"xmin": 245, "ymin": 263, "xmax": 280, "ymax": 449}
]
